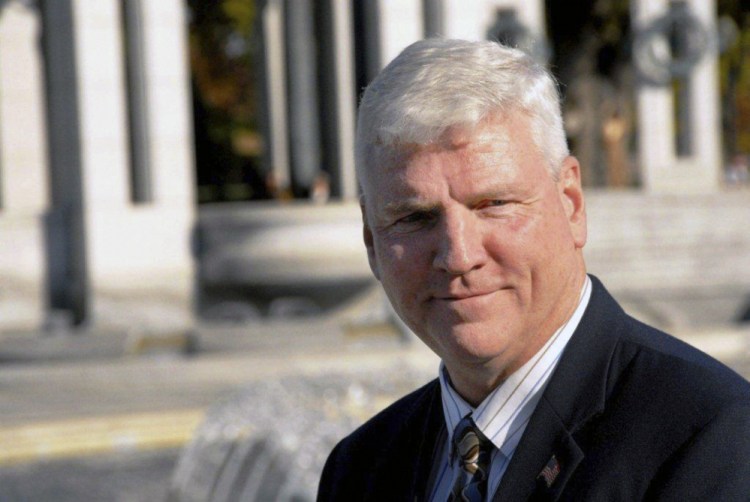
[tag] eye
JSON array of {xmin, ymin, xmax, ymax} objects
[
  {"xmin": 392, "ymin": 210, "xmax": 436, "ymax": 230},
  {"xmin": 478, "ymin": 199, "xmax": 507, "ymax": 209},
  {"xmin": 485, "ymin": 200, "xmax": 506, "ymax": 207},
  {"xmin": 476, "ymin": 199, "xmax": 515, "ymax": 218},
  {"xmin": 399, "ymin": 211, "xmax": 430, "ymax": 223}
]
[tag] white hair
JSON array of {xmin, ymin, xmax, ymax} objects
[{"xmin": 356, "ymin": 38, "xmax": 569, "ymax": 183}]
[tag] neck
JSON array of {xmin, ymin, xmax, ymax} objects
[{"xmin": 446, "ymin": 270, "xmax": 588, "ymax": 407}]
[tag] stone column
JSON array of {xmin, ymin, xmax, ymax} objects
[
  {"xmin": 41, "ymin": 0, "xmax": 90, "ymax": 326},
  {"xmin": 376, "ymin": 0, "xmax": 424, "ymax": 67},
  {"xmin": 139, "ymin": 0, "xmax": 195, "ymax": 208},
  {"xmin": 423, "ymin": 0, "xmax": 445, "ymax": 38},
  {"xmin": 632, "ymin": 0, "xmax": 722, "ymax": 192},
  {"xmin": 133, "ymin": 0, "xmax": 195, "ymax": 328},
  {"xmin": 284, "ymin": 0, "xmax": 321, "ymax": 196},
  {"xmin": 443, "ymin": 0, "xmax": 545, "ymax": 44},
  {"xmin": 258, "ymin": 0, "xmax": 290, "ymax": 194},
  {"xmin": 332, "ymin": 0, "xmax": 358, "ymax": 200},
  {"xmin": 0, "ymin": 1, "xmax": 49, "ymax": 331},
  {"xmin": 64, "ymin": 0, "xmax": 131, "ymax": 329},
  {"xmin": 43, "ymin": 0, "xmax": 195, "ymax": 332},
  {"xmin": 318, "ymin": 0, "xmax": 357, "ymax": 200}
]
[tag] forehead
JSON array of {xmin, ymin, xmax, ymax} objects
[{"xmin": 361, "ymin": 113, "xmax": 544, "ymax": 195}]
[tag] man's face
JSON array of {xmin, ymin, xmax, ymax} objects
[{"xmin": 361, "ymin": 114, "xmax": 587, "ymax": 385}]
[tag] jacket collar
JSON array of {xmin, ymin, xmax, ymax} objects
[
  {"xmin": 494, "ymin": 275, "xmax": 627, "ymax": 501},
  {"xmin": 413, "ymin": 382, "xmax": 447, "ymax": 499},
  {"xmin": 366, "ymin": 379, "xmax": 445, "ymax": 501}
]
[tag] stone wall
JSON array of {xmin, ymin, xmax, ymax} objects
[
  {"xmin": 585, "ymin": 190, "xmax": 750, "ymax": 328},
  {"xmin": 196, "ymin": 193, "xmax": 750, "ymax": 329}
]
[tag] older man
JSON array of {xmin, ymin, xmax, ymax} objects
[{"xmin": 318, "ymin": 39, "xmax": 750, "ymax": 501}]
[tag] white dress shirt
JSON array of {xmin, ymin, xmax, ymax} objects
[{"xmin": 428, "ymin": 276, "xmax": 592, "ymax": 501}]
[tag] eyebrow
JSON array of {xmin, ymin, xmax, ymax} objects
[
  {"xmin": 380, "ymin": 198, "xmax": 439, "ymax": 217},
  {"xmin": 470, "ymin": 186, "xmax": 512, "ymax": 200},
  {"xmin": 378, "ymin": 185, "xmax": 519, "ymax": 215}
]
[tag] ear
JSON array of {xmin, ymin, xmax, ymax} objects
[
  {"xmin": 557, "ymin": 156, "xmax": 587, "ymax": 249},
  {"xmin": 360, "ymin": 199, "xmax": 381, "ymax": 281}
]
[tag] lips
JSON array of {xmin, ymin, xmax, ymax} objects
[{"xmin": 433, "ymin": 290, "xmax": 496, "ymax": 301}]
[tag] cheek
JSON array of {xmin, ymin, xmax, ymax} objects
[
  {"xmin": 483, "ymin": 217, "xmax": 561, "ymax": 278},
  {"xmin": 375, "ymin": 239, "xmax": 431, "ymax": 290},
  {"xmin": 376, "ymin": 236, "xmax": 427, "ymax": 269},
  {"xmin": 483, "ymin": 216, "xmax": 533, "ymax": 256},
  {"xmin": 505, "ymin": 215, "xmax": 532, "ymax": 238},
  {"xmin": 376, "ymin": 241, "xmax": 406, "ymax": 267}
]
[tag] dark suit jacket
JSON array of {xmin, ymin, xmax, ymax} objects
[{"xmin": 317, "ymin": 276, "xmax": 750, "ymax": 501}]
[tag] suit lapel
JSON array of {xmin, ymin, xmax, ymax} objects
[
  {"xmin": 532, "ymin": 432, "xmax": 584, "ymax": 501},
  {"xmin": 411, "ymin": 382, "xmax": 446, "ymax": 500},
  {"xmin": 374, "ymin": 379, "xmax": 444, "ymax": 501},
  {"xmin": 494, "ymin": 276, "xmax": 627, "ymax": 501},
  {"xmin": 493, "ymin": 398, "xmax": 584, "ymax": 501}
]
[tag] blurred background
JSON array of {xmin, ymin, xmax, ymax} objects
[{"xmin": 0, "ymin": 0, "xmax": 748, "ymax": 500}]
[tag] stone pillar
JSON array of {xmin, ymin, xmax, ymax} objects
[
  {"xmin": 42, "ymin": 0, "xmax": 194, "ymax": 332},
  {"xmin": 122, "ymin": 0, "xmax": 152, "ymax": 202},
  {"xmin": 284, "ymin": 0, "xmax": 321, "ymax": 196},
  {"xmin": 258, "ymin": 0, "xmax": 290, "ymax": 193},
  {"xmin": 42, "ymin": 0, "xmax": 90, "ymax": 326},
  {"xmin": 132, "ymin": 0, "xmax": 195, "ymax": 328},
  {"xmin": 443, "ymin": 0, "xmax": 545, "ymax": 44},
  {"xmin": 140, "ymin": 0, "xmax": 195, "ymax": 209},
  {"xmin": 0, "ymin": 1, "xmax": 49, "ymax": 331},
  {"xmin": 318, "ymin": 0, "xmax": 357, "ymax": 200},
  {"xmin": 376, "ymin": 0, "xmax": 424, "ymax": 67},
  {"xmin": 423, "ymin": 0, "xmax": 445, "ymax": 38},
  {"xmin": 63, "ymin": 0, "xmax": 131, "ymax": 328},
  {"xmin": 632, "ymin": 0, "xmax": 722, "ymax": 192}
]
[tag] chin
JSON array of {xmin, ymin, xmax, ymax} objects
[{"xmin": 433, "ymin": 321, "xmax": 513, "ymax": 364}]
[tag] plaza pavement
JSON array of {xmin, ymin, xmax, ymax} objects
[
  {"xmin": 0, "ymin": 316, "xmax": 748, "ymax": 468},
  {"xmin": 0, "ymin": 317, "xmax": 437, "ymax": 467}
]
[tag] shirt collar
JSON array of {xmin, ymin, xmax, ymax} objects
[{"xmin": 439, "ymin": 276, "xmax": 592, "ymax": 454}]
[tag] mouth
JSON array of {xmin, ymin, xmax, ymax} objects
[{"xmin": 433, "ymin": 290, "xmax": 497, "ymax": 302}]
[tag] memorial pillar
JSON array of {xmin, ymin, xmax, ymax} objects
[
  {"xmin": 318, "ymin": 0, "xmax": 357, "ymax": 200},
  {"xmin": 632, "ymin": 0, "xmax": 722, "ymax": 192},
  {"xmin": 0, "ymin": 1, "xmax": 49, "ymax": 331},
  {"xmin": 375, "ymin": 0, "xmax": 424, "ymax": 67},
  {"xmin": 284, "ymin": 0, "xmax": 321, "ymax": 196},
  {"xmin": 443, "ymin": 0, "xmax": 545, "ymax": 47},
  {"xmin": 258, "ymin": 0, "xmax": 290, "ymax": 194},
  {"xmin": 423, "ymin": 0, "xmax": 445, "ymax": 38},
  {"xmin": 42, "ymin": 0, "xmax": 195, "ymax": 332}
]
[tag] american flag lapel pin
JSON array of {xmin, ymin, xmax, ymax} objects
[{"xmin": 537, "ymin": 454, "xmax": 562, "ymax": 488}]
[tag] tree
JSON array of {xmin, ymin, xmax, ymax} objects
[{"xmin": 188, "ymin": 0, "xmax": 268, "ymax": 202}]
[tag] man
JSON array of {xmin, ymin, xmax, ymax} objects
[{"xmin": 318, "ymin": 39, "xmax": 750, "ymax": 501}]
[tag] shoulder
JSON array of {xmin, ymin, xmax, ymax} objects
[
  {"xmin": 568, "ymin": 277, "xmax": 750, "ymax": 450},
  {"xmin": 637, "ymin": 346, "xmax": 750, "ymax": 499},
  {"xmin": 317, "ymin": 379, "xmax": 440, "ymax": 499},
  {"xmin": 332, "ymin": 378, "xmax": 440, "ymax": 456},
  {"xmin": 615, "ymin": 316, "xmax": 750, "ymax": 410},
  {"xmin": 593, "ymin": 311, "xmax": 750, "ymax": 473},
  {"xmin": 558, "ymin": 281, "xmax": 750, "ymax": 497},
  {"xmin": 580, "ymin": 276, "xmax": 750, "ymax": 409}
]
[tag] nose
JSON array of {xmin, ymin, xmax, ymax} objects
[{"xmin": 432, "ymin": 209, "xmax": 486, "ymax": 275}]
